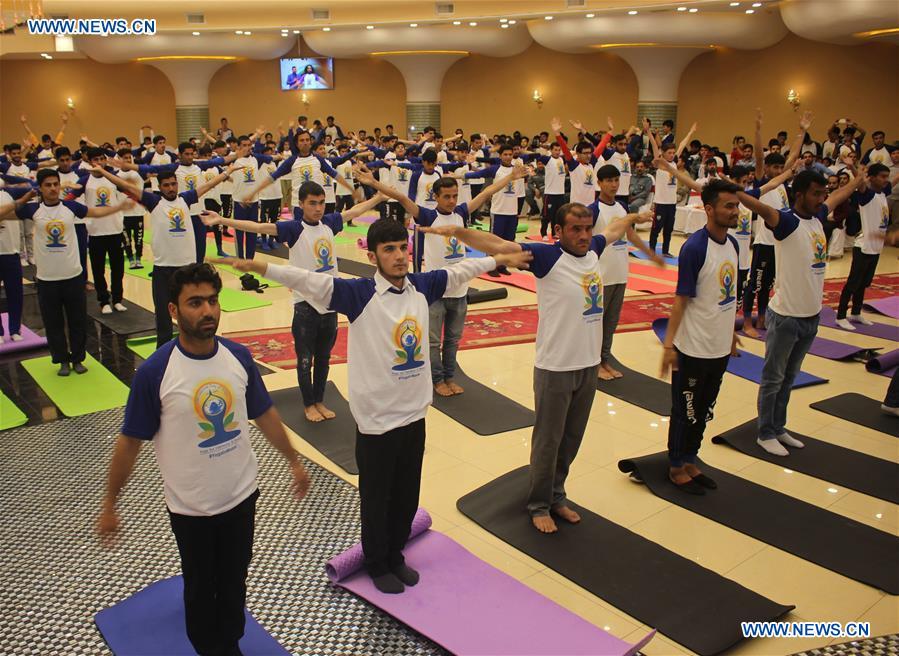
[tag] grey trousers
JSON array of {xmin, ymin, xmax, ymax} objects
[
  {"xmin": 601, "ymin": 283, "xmax": 627, "ymax": 363},
  {"xmin": 527, "ymin": 365, "xmax": 598, "ymax": 516}
]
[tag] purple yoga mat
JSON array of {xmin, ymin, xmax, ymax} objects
[
  {"xmin": 326, "ymin": 509, "xmax": 655, "ymax": 656},
  {"xmin": 0, "ymin": 313, "xmax": 47, "ymax": 355},
  {"xmin": 864, "ymin": 296, "xmax": 899, "ymax": 320},
  {"xmin": 735, "ymin": 316, "xmax": 877, "ymax": 360},
  {"xmin": 820, "ymin": 306, "xmax": 898, "ymax": 341},
  {"xmin": 866, "ymin": 348, "xmax": 899, "ymax": 378}
]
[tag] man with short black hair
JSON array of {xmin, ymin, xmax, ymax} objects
[{"xmin": 861, "ymin": 131, "xmax": 893, "ymax": 166}]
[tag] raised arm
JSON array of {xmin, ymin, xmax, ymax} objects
[
  {"xmin": 675, "ymin": 122, "xmax": 698, "ymax": 158},
  {"xmin": 754, "ymin": 108, "xmax": 765, "ymax": 179},
  {"xmin": 468, "ymin": 164, "xmax": 529, "ymax": 213},
  {"xmin": 644, "ymin": 117, "xmax": 661, "ymax": 160},
  {"xmin": 551, "ymin": 117, "xmax": 574, "ymax": 162},
  {"xmin": 354, "ymin": 166, "xmax": 418, "ymax": 218},
  {"xmin": 54, "ymin": 112, "xmax": 69, "ymax": 145},
  {"xmin": 784, "ymin": 111, "xmax": 812, "ymax": 169},
  {"xmin": 824, "ymin": 169, "xmax": 867, "ymax": 213},
  {"xmin": 654, "ymin": 156, "xmax": 702, "ymax": 192},
  {"xmin": 95, "ymin": 166, "xmax": 144, "ymax": 198},
  {"xmin": 737, "ymin": 190, "xmax": 780, "ymax": 227},
  {"xmin": 196, "ymin": 163, "xmax": 243, "ymax": 199},
  {"xmin": 341, "ymin": 191, "xmax": 388, "ymax": 221}
]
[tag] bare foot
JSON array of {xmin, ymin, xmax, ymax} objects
[
  {"xmin": 606, "ymin": 364, "xmax": 623, "ymax": 379},
  {"xmin": 757, "ymin": 315, "xmax": 766, "ymax": 331},
  {"xmin": 551, "ymin": 505, "xmax": 581, "ymax": 524},
  {"xmin": 304, "ymin": 405, "xmax": 325, "ymax": 422},
  {"xmin": 314, "ymin": 403, "xmax": 336, "ymax": 420},
  {"xmin": 683, "ymin": 463, "xmax": 702, "ymax": 477},
  {"xmin": 434, "ymin": 381, "xmax": 454, "ymax": 397},
  {"xmin": 598, "ymin": 365, "xmax": 615, "ymax": 381},
  {"xmin": 743, "ymin": 323, "xmax": 759, "ymax": 339},
  {"xmin": 532, "ymin": 515, "xmax": 558, "ymax": 533},
  {"xmin": 446, "ymin": 380, "xmax": 464, "ymax": 395},
  {"xmin": 668, "ymin": 465, "xmax": 692, "ymax": 485}
]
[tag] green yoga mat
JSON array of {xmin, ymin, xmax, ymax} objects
[
  {"xmin": 0, "ymin": 391, "xmax": 27, "ymax": 430},
  {"xmin": 125, "ymin": 335, "xmax": 166, "ymax": 360},
  {"xmin": 204, "ymin": 243, "xmax": 283, "ymax": 288},
  {"xmin": 342, "ymin": 224, "xmax": 371, "ymax": 236},
  {"xmin": 473, "ymin": 222, "xmax": 528, "ymax": 234},
  {"xmin": 21, "ymin": 353, "xmax": 130, "ymax": 417},
  {"xmin": 218, "ymin": 287, "xmax": 271, "ymax": 312}
]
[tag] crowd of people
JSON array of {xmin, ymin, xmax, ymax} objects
[{"xmin": 1, "ymin": 109, "xmax": 896, "ymax": 655}]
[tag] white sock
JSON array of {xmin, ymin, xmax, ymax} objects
[
  {"xmin": 757, "ymin": 437, "xmax": 789, "ymax": 456},
  {"xmin": 10, "ymin": 334, "xmax": 23, "ymax": 342},
  {"xmin": 835, "ymin": 318, "xmax": 855, "ymax": 330},
  {"xmin": 0, "ymin": 336, "xmax": 4, "ymax": 344},
  {"xmin": 101, "ymin": 304, "xmax": 113, "ymax": 315},
  {"xmin": 777, "ymin": 431, "xmax": 804, "ymax": 448},
  {"xmin": 850, "ymin": 314, "xmax": 873, "ymax": 326}
]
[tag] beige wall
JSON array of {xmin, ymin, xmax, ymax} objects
[
  {"xmin": 441, "ymin": 43, "xmax": 639, "ymax": 138},
  {"xmin": 678, "ymin": 34, "xmax": 899, "ymax": 150},
  {"xmin": 0, "ymin": 59, "xmax": 176, "ymax": 145},
  {"xmin": 207, "ymin": 57, "xmax": 406, "ymax": 138}
]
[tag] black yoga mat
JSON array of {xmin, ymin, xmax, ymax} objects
[
  {"xmin": 467, "ymin": 287, "xmax": 508, "ymax": 304},
  {"xmin": 86, "ymin": 301, "xmax": 157, "ymax": 336},
  {"xmin": 712, "ymin": 420, "xmax": 899, "ymax": 504},
  {"xmin": 270, "ymin": 381, "xmax": 358, "ymax": 474},
  {"xmin": 457, "ymin": 467, "xmax": 795, "ymax": 656},
  {"xmin": 337, "ymin": 257, "xmax": 375, "ymax": 278},
  {"xmin": 618, "ymin": 452, "xmax": 899, "ymax": 594},
  {"xmin": 810, "ymin": 393, "xmax": 899, "ymax": 438},
  {"xmin": 431, "ymin": 367, "xmax": 534, "ymax": 436},
  {"xmin": 596, "ymin": 357, "xmax": 671, "ymax": 417}
]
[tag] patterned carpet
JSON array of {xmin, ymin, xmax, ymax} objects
[{"xmin": 791, "ymin": 634, "xmax": 899, "ymax": 656}]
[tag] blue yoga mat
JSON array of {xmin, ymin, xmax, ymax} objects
[
  {"xmin": 95, "ymin": 577, "xmax": 288, "ymax": 656},
  {"xmin": 629, "ymin": 248, "xmax": 678, "ymax": 266},
  {"xmin": 465, "ymin": 246, "xmax": 487, "ymax": 258},
  {"xmin": 651, "ymin": 318, "xmax": 828, "ymax": 388}
]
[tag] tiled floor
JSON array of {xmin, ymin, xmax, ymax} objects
[{"xmin": 1, "ymin": 215, "xmax": 897, "ymax": 655}]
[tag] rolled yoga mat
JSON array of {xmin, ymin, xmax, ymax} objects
[
  {"xmin": 21, "ymin": 353, "xmax": 130, "ymax": 417},
  {"xmin": 326, "ymin": 508, "xmax": 656, "ymax": 656},
  {"xmin": 0, "ymin": 313, "xmax": 46, "ymax": 355},
  {"xmin": 866, "ymin": 348, "xmax": 899, "ymax": 378},
  {"xmin": 596, "ymin": 356, "xmax": 671, "ymax": 417},
  {"xmin": 863, "ymin": 295, "xmax": 899, "ymax": 319},
  {"xmin": 712, "ymin": 420, "xmax": 899, "ymax": 504},
  {"xmin": 430, "ymin": 366, "xmax": 534, "ymax": 436},
  {"xmin": 735, "ymin": 317, "xmax": 879, "ymax": 361},
  {"xmin": 457, "ymin": 467, "xmax": 794, "ymax": 656},
  {"xmin": 337, "ymin": 256, "xmax": 375, "ymax": 279},
  {"xmin": 819, "ymin": 306, "xmax": 897, "ymax": 341},
  {"xmin": 466, "ymin": 287, "xmax": 508, "ymax": 304},
  {"xmin": 652, "ymin": 318, "xmax": 829, "ymax": 388},
  {"xmin": 618, "ymin": 452, "xmax": 899, "ymax": 594},
  {"xmin": 86, "ymin": 301, "xmax": 157, "ymax": 336},
  {"xmin": 271, "ymin": 381, "xmax": 358, "ymax": 474},
  {"xmin": 810, "ymin": 393, "xmax": 899, "ymax": 438},
  {"xmin": 94, "ymin": 576, "xmax": 288, "ymax": 656}
]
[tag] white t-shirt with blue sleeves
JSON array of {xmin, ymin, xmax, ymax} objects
[
  {"xmin": 767, "ymin": 206, "xmax": 828, "ymax": 318},
  {"xmin": 417, "ymin": 203, "xmax": 470, "ymax": 298},
  {"xmin": 121, "ymin": 337, "xmax": 273, "ymax": 516},
  {"xmin": 520, "ymin": 236, "xmax": 607, "ymax": 372},
  {"xmin": 590, "ymin": 199, "xmax": 629, "ymax": 285},
  {"xmin": 275, "ymin": 212, "xmax": 343, "ymax": 313},
  {"xmin": 674, "ymin": 228, "xmax": 739, "ymax": 359},
  {"xmin": 853, "ymin": 185, "xmax": 890, "ymax": 255},
  {"xmin": 141, "ymin": 189, "xmax": 200, "ymax": 267},
  {"xmin": 15, "ymin": 200, "xmax": 88, "ymax": 281}
]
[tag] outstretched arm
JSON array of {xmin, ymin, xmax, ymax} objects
[
  {"xmin": 354, "ymin": 167, "xmax": 418, "ymax": 218},
  {"xmin": 420, "ymin": 223, "xmax": 523, "ymax": 255},
  {"xmin": 737, "ymin": 190, "xmax": 780, "ymax": 227},
  {"xmin": 654, "ymin": 156, "xmax": 702, "ymax": 192},
  {"xmin": 824, "ymin": 170, "xmax": 866, "ymax": 213},
  {"xmin": 200, "ymin": 210, "xmax": 278, "ymax": 236},
  {"xmin": 196, "ymin": 164, "xmax": 243, "ymax": 199},
  {"xmin": 341, "ymin": 191, "xmax": 388, "ymax": 222},
  {"xmin": 601, "ymin": 212, "xmax": 653, "ymax": 245},
  {"xmin": 94, "ymin": 166, "xmax": 144, "ymax": 198},
  {"xmin": 468, "ymin": 164, "xmax": 529, "ymax": 213}
]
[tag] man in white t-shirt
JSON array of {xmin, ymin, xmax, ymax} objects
[
  {"xmin": 97, "ymin": 262, "xmax": 310, "ymax": 656},
  {"xmin": 737, "ymin": 169, "xmax": 864, "ymax": 456},
  {"xmin": 660, "ymin": 179, "xmax": 742, "ymax": 494},
  {"xmin": 427, "ymin": 202, "xmax": 650, "ymax": 533}
]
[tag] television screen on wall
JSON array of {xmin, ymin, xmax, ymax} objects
[{"xmin": 280, "ymin": 57, "xmax": 333, "ymax": 90}]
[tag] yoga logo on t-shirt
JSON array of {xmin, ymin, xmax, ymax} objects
[
  {"xmin": 581, "ymin": 272, "xmax": 604, "ymax": 316},
  {"xmin": 880, "ymin": 205, "xmax": 890, "ymax": 231},
  {"xmin": 392, "ymin": 317, "xmax": 424, "ymax": 371},
  {"xmin": 444, "ymin": 235, "xmax": 464, "ymax": 260},
  {"xmin": 397, "ymin": 168, "xmax": 409, "ymax": 183},
  {"xmin": 718, "ymin": 261, "xmax": 736, "ymax": 306},
  {"xmin": 811, "ymin": 232, "xmax": 827, "ymax": 269},
  {"xmin": 583, "ymin": 170, "xmax": 594, "ymax": 187},
  {"xmin": 96, "ymin": 187, "xmax": 112, "ymax": 207},
  {"xmin": 167, "ymin": 208, "xmax": 187, "ymax": 233},
  {"xmin": 242, "ymin": 168, "xmax": 255, "ymax": 184},
  {"xmin": 736, "ymin": 212, "xmax": 752, "ymax": 236},
  {"xmin": 185, "ymin": 175, "xmax": 197, "ymax": 191},
  {"xmin": 296, "ymin": 165, "xmax": 313, "ymax": 183},
  {"xmin": 425, "ymin": 183, "xmax": 435, "ymax": 202},
  {"xmin": 193, "ymin": 380, "xmax": 241, "ymax": 448},
  {"xmin": 313, "ymin": 237, "xmax": 334, "ymax": 272},
  {"xmin": 44, "ymin": 219, "xmax": 66, "ymax": 248}
]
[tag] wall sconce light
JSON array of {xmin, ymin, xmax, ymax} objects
[
  {"xmin": 300, "ymin": 92, "xmax": 309, "ymax": 109},
  {"xmin": 787, "ymin": 88, "xmax": 800, "ymax": 111},
  {"xmin": 66, "ymin": 97, "xmax": 75, "ymax": 110},
  {"xmin": 532, "ymin": 89, "xmax": 543, "ymax": 108}
]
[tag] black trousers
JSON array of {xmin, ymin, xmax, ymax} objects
[
  {"xmin": 387, "ymin": 202, "xmax": 406, "ymax": 224},
  {"xmin": 336, "ymin": 195, "xmax": 355, "ymax": 213},
  {"xmin": 325, "ymin": 202, "xmax": 336, "ymax": 215},
  {"xmin": 36, "ymin": 274, "xmax": 87, "ymax": 364},
  {"xmin": 649, "ymin": 203, "xmax": 676, "ymax": 254},
  {"xmin": 667, "ymin": 350, "xmax": 729, "ymax": 467},
  {"xmin": 356, "ymin": 418, "xmax": 426, "ymax": 576},
  {"xmin": 220, "ymin": 194, "xmax": 233, "ymax": 218},
  {"xmin": 542, "ymin": 194, "xmax": 566, "ymax": 237},
  {"xmin": 838, "ymin": 247, "xmax": 879, "ymax": 319},
  {"xmin": 204, "ymin": 200, "xmax": 225, "ymax": 253},
  {"xmin": 75, "ymin": 223, "xmax": 89, "ymax": 283},
  {"xmin": 291, "ymin": 302, "xmax": 338, "ymax": 406},
  {"xmin": 469, "ymin": 184, "xmax": 483, "ymax": 218},
  {"xmin": 743, "ymin": 244, "xmax": 775, "ymax": 320},
  {"xmin": 122, "ymin": 216, "xmax": 144, "ymax": 261},
  {"xmin": 88, "ymin": 233, "xmax": 125, "ymax": 306},
  {"xmin": 260, "ymin": 198, "xmax": 280, "ymax": 223},
  {"xmin": 151, "ymin": 265, "xmax": 179, "ymax": 348},
  {"xmin": 168, "ymin": 489, "xmax": 258, "ymax": 656},
  {"xmin": 737, "ymin": 268, "xmax": 748, "ymax": 305}
]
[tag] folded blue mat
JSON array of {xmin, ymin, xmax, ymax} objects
[
  {"xmin": 651, "ymin": 318, "xmax": 828, "ymax": 389},
  {"xmin": 94, "ymin": 577, "xmax": 288, "ymax": 656}
]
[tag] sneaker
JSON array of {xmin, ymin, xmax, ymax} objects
[
  {"xmin": 757, "ymin": 437, "xmax": 789, "ymax": 456},
  {"xmin": 20, "ymin": 257, "xmax": 28, "ymax": 267},
  {"xmin": 134, "ymin": 261, "xmax": 144, "ymax": 269},
  {"xmin": 57, "ymin": 363, "xmax": 70, "ymax": 377},
  {"xmin": 881, "ymin": 404, "xmax": 899, "ymax": 417},
  {"xmin": 217, "ymin": 250, "xmax": 231, "ymax": 258},
  {"xmin": 113, "ymin": 303, "xmax": 128, "ymax": 312},
  {"xmin": 129, "ymin": 260, "xmax": 140, "ymax": 270},
  {"xmin": 835, "ymin": 318, "xmax": 856, "ymax": 330},
  {"xmin": 260, "ymin": 239, "xmax": 271, "ymax": 251},
  {"xmin": 101, "ymin": 304, "xmax": 113, "ymax": 315},
  {"xmin": 487, "ymin": 270, "xmax": 501, "ymax": 278},
  {"xmin": 10, "ymin": 334, "xmax": 23, "ymax": 342},
  {"xmin": 27, "ymin": 257, "xmax": 35, "ymax": 266},
  {"xmin": 662, "ymin": 252, "xmax": 674, "ymax": 258},
  {"xmin": 72, "ymin": 361, "xmax": 88, "ymax": 375},
  {"xmin": 776, "ymin": 431, "xmax": 804, "ymax": 448},
  {"xmin": 849, "ymin": 314, "xmax": 874, "ymax": 326}
]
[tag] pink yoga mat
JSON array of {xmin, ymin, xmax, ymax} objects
[
  {"xmin": 629, "ymin": 262, "xmax": 679, "ymax": 282},
  {"xmin": 478, "ymin": 271, "xmax": 537, "ymax": 292},
  {"xmin": 327, "ymin": 509, "xmax": 655, "ymax": 656},
  {"xmin": 864, "ymin": 296, "xmax": 899, "ymax": 320},
  {"xmin": 0, "ymin": 313, "xmax": 47, "ymax": 355}
]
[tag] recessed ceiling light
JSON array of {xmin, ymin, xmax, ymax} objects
[
  {"xmin": 508, "ymin": 20, "xmax": 516, "ymax": 24},
  {"xmin": 500, "ymin": 24, "xmax": 509, "ymax": 28},
  {"xmin": 469, "ymin": 21, "xmax": 477, "ymax": 26},
  {"xmin": 745, "ymin": 9, "xmax": 754, "ymax": 13},
  {"xmin": 688, "ymin": 7, "xmax": 698, "ymax": 12},
  {"xmin": 452, "ymin": 20, "xmax": 461, "ymax": 25},
  {"xmin": 292, "ymin": 30, "xmax": 300, "ymax": 34},
  {"xmin": 45, "ymin": 54, "xmax": 53, "ymax": 59},
  {"xmin": 752, "ymin": 1, "xmax": 762, "ymax": 5},
  {"xmin": 409, "ymin": 23, "xmax": 418, "ymax": 27},
  {"xmin": 628, "ymin": 10, "xmax": 638, "ymax": 14},
  {"xmin": 586, "ymin": 13, "xmax": 595, "ymax": 18},
  {"xmin": 192, "ymin": 31, "xmax": 200, "ymax": 36},
  {"xmin": 677, "ymin": 6, "xmax": 687, "ymax": 10},
  {"xmin": 544, "ymin": 15, "xmax": 553, "ymax": 20},
  {"xmin": 366, "ymin": 25, "xmax": 374, "ymax": 29},
  {"xmin": 244, "ymin": 31, "xmax": 251, "ymax": 35},
  {"xmin": 322, "ymin": 27, "xmax": 331, "ymax": 31},
  {"xmin": 235, "ymin": 30, "xmax": 243, "ymax": 34},
  {"xmin": 730, "ymin": 1, "xmax": 740, "ymax": 5},
  {"xmin": 500, "ymin": 18, "xmax": 508, "ymax": 23}
]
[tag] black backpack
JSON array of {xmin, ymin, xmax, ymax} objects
[{"xmin": 240, "ymin": 273, "xmax": 269, "ymax": 294}]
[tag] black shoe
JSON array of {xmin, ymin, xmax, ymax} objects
[
  {"xmin": 57, "ymin": 363, "xmax": 70, "ymax": 377},
  {"xmin": 499, "ymin": 269, "xmax": 512, "ymax": 276},
  {"xmin": 390, "ymin": 563, "xmax": 420, "ymax": 587},
  {"xmin": 371, "ymin": 572, "xmax": 405, "ymax": 594},
  {"xmin": 669, "ymin": 477, "xmax": 705, "ymax": 495},
  {"xmin": 487, "ymin": 270, "xmax": 501, "ymax": 277},
  {"xmin": 662, "ymin": 252, "xmax": 674, "ymax": 258},
  {"xmin": 72, "ymin": 361, "xmax": 88, "ymax": 375},
  {"xmin": 690, "ymin": 473, "xmax": 717, "ymax": 489}
]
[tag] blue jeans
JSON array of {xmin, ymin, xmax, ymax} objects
[
  {"xmin": 291, "ymin": 302, "xmax": 338, "ymax": 407},
  {"xmin": 428, "ymin": 296, "xmax": 468, "ymax": 384},
  {"xmin": 757, "ymin": 309, "xmax": 819, "ymax": 439}
]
